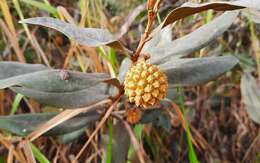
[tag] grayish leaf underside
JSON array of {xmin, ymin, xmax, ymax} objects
[
  {"xmin": 241, "ymin": 73, "xmax": 260, "ymax": 124},
  {"xmin": 20, "ymin": 17, "xmax": 117, "ymax": 46},
  {"xmin": 59, "ymin": 127, "xmax": 87, "ymax": 144},
  {"xmin": 0, "ymin": 63, "xmax": 110, "ymax": 92},
  {"xmin": 144, "ymin": 11, "xmax": 239, "ymax": 64},
  {"xmin": 0, "ymin": 61, "xmax": 48, "ymax": 79},
  {"xmin": 118, "ymin": 58, "xmax": 132, "ymax": 83},
  {"xmin": 160, "ymin": 56, "xmax": 238, "ymax": 85},
  {"xmin": 0, "ymin": 62, "xmax": 113, "ymax": 108}
]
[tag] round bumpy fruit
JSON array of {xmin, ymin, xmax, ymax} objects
[{"xmin": 124, "ymin": 59, "xmax": 168, "ymax": 108}]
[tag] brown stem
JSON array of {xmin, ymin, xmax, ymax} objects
[{"xmin": 132, "ymin": 0, "xmax": 162, "ymax": 62}]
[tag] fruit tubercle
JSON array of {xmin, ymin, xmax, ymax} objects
[{"xmin": 124, "ymin": 59, "xmax": 168, "ymax": 108}]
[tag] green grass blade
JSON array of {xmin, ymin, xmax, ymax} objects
[
  {"xmin": 30, "ymin": 143, "xmax": 51, "ymax": 163},
  {"xmin": 106, "ymin": 119, "xmax": 113, "ymax": 163},
  {"xmin": 10, "ymin": 93, "xmax": 23, "ymax": 115},
  {"xmin": 108, "ymin": 48, "xmax": 118, "ymax": 73},
  {"xmin": 184, "ymin": 113, "xmax": 199, "ymax": 163},
  {"xmin": 20, "ymin": 0, "xmax": 58, "ymax": 17},
  {"xmin": 176, "ymin": 87, "xmax": 199, "ymax": 163},
  {"xmin": 127, "ymin": 124, "xmax": 143, "ymax": 163},
  {"xmin": 0, "ymin": 155, "xmax": 4, "ymax": 163}
]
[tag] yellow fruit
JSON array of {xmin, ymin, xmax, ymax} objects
[{"xmin": 124, "ymin": 59, "xmax": 168, "ymax": 108}]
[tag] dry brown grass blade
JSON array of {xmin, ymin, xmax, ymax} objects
[
  {"xmin": 83, "ymin": 47, "xmax": 104, "ymax": 72},
  {"xmin": 242, "ymin": 133, "xmax": 260, "ymax": 162},
  {"xmin": 27, "ymin": 99, "xmax": 111, "ymax": 142},
  {"xmin": 57, "ymin": 8, "xmax": 90, "ymax": 71},
  {"xmin": 20, "ymin": 140, "xmax": 36, "ymax": 163},
  {"xmin": 79, "ymin": 0, "xmax": 88, "ymax": 27},
  {"xmin": 0, "ymin": 90, "xmax": 4, "ymax": 114},
  {"xmin": 0, "ymin": 19, "xmax": 25, "ymax": 62},
  {"xmin": 63, "ymin": 43, "xmax": 77, "ymax": 68},
  {"xmin": 14, "ymin": 0, "xmax": 50, "ymax": 66},
  {"xmin": 116, "ymin": 3, "xmax": 146, "ymax": 38},
  {"xmin": 122, "ymin": 119, "xmax": 147, "ymax": 163},
  {"xmin": 0, "ymin": 135, "xmax": 27, "ymax": 163},
  {"xmin": 164, "ymin": 99, "xmax": 200, "ymax": 150},
  {"xmin": 7, "ymin": 145, "xmax": 14, "ymax": 163},
  {"xmin": 0, "ymin": 0, "xmax": 16, "ymax": 34},
  {"xmin": 73, "ymin": 96, "xmax": 121, "ymax": 162},
  {"xmin": 57, "ymin": 6, "xmax": 76, "ymax": 25}
]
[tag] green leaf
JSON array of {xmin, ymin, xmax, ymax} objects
[
  {"xmin": 0, "ymin": 111, "xmax": 100, "ymax": 136},
  {"xmin": 140, "ymin": 109, "xmax": 171, "ymax": 132},
  {"xmin": 10, "ymin": 93, "xmax": 24, "ymax": 115},
  {"xmin": 30, "ymin": 143, "xmax": 51, "ymax": 163},
  {"xmin": 160, "ymin": 56, "xmax": 238, "ymax": 86},
  {"xmin": 146, "ymin": 11, "xmax": 239, "ymax": 64},
  {"xmin": 0, "ymin": 67, "xmax": 111, "ymax": 92},
  {"xmin": 0, "ymin": 155, "xmax": 4, "ymax": 163},
  {"xmin": 21, "ymin": 0, "xmax": 58, "ymax": 17},
  {"xmin": 0, "ymin": 62, "xmax": 116, "ymax": 108},
  {"xmin": 10, "ymin": 84, "xmax": 110, "ymax": 108},
  {"xmin": 20, "ymin": 17, "xmax": 127, "ymax": 52},
  {"xmin": 58, "ymin": 127, "xmax": 86, "ymax": 144},
  {"xmin": 241, "ymin": 72, "xmax": 260, "ymax": 124}
]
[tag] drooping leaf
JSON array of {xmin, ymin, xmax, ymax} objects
[
  {"xmin": 0, "ymin": 61, "xmax": 48, "ymax": 80},
  {"xmin": 241, "ymin": 72, "xmax": 260, "ymax": 124},
  {"xmin": 140, "ymin": 109, "xmax": 171, "ymax": 132},
  {"xmin": 0, "ymin": 64, "xmax": 112, "ymax": 92},
  {"xmin": 102, "ymin": 121, "xmax": 130, "ymax": 163},
  {"xmin": 142, "ymin": 24, "xmax": 173, "ymax": 56},
  {"xmin": 118, "ymin": 58, "xmax": 132, "ymax": 83},
  {"xmin": 58, "ymin": 127, "xmax": 86, "ymax": 144},
  {"xmin": 160, "ymin": 56, "xmax": 238, "ymax": 86},
  {"xmin": 0, "ymin": 111, "xmax": 100, "ymax": 136},
  {"xmin": 147, "ymin": 11, "xmax": 239, "ymax": 64},
  {"xmin": 10, "ymin": 84, "xmax": 111, "ymax": 108},
  {"xmin": 20, "ymin": 17, "xmax": 127, "ymax": 52},
  {"xmin": 161, "ymin": 0, "xmax": 260, "ymax": 28}
]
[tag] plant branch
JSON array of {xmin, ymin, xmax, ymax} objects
[
  {"xmin": 72, "ymin": 96, "xmax": 121, "ymax": 162},
  {"xmin": 132, "ymin": 0, "xmax": 162, "ymax": 62}
]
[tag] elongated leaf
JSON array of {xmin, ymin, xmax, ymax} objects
[
  {"xmin": 160, "ymin": 56, "xmax": 238, "ymax": 86},
  {"xmin": 58, "ymin": 127, "xmax": 86, "ymax": 144},
  {"xmin": 161, "ymin": 0, "xmax": 260, "ymax": 28},
  {"xmin": 11, "ymin": 84, "xmax": 111, "ymax": 108},
  {"xmin": 102, "ymin": 121, "xmax": 130, "ymax": 163},
  {"xmin": 0, "ymin": 61, "xmax": 48, "ymax": 79},
  {"xmin": 0, "ymin": 66, "xmax": 111, "ymax": 92},
  {"xmin": 0, "ymin": 111, "xmax": 100, "ymax": 136},
  {"xmin": 142, "ymin": 24, "xmax": 173, "ymax": 57},
  {"xmin": 241, "ymin": 72, "xmax": 260, "ymax": 124},
  {"xmin": 20, "ymin": 17, "xmax": 127, "ymax": 52},
  {"xmin": 147, "ymin": 11, "xmax": 239, "ymax": 64},
  {"xmin": 140, "ymin": 109, "xmax": 171, "ymax": 132}
]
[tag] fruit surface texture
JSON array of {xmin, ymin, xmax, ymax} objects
[{"xmin": 124, "ymin": 59, "xmax": 168, "ymax": 108}]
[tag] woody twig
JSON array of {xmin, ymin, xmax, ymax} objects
[{"xmin": 132, "ymin": 0, "xmax": 162, "ymax": 62}]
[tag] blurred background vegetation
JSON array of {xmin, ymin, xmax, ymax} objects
[{"xmin": 0, "ymin": 0, "xmax": 259, "ymax": 162}]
